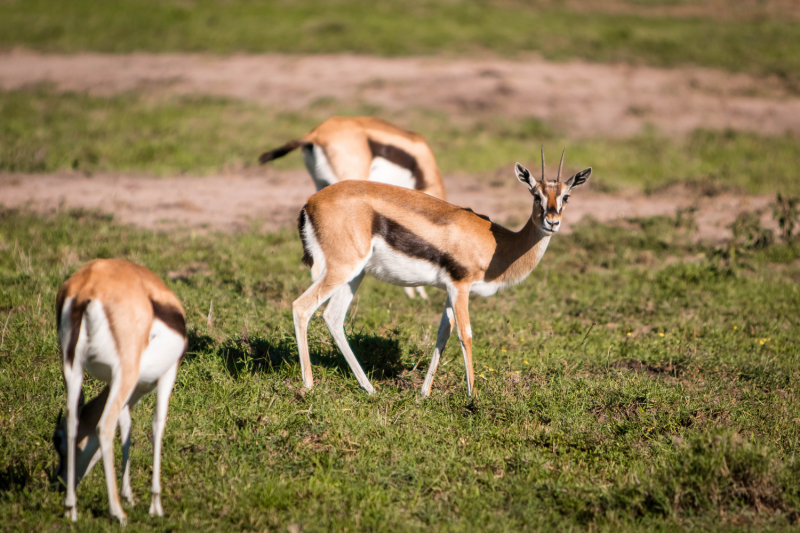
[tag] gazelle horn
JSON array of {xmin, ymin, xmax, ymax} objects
[
  {"xmin": 541, "ymin": 145, "xmax": 546, "ymax": 182},
  {"xmin": 557, "ymin": 149, "xmax": 565, "ymax": 182}
]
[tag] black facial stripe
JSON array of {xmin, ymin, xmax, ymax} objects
[
  {"xmin": 151, "ymin": 300, "xmax": 186, "ymax": 338},
  {"xmin": 371, "ymin": 212, "xmax": 468, "ymax": 281},
  {"xmin": 368, "ymin": 139, "xmax": 425, "ymax": 191}
]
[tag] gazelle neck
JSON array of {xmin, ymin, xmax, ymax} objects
[{"xmin": 485, "ymin": 216, "xmax": 552, "ymax": 285}]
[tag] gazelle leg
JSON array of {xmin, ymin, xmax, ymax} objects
[
  {"xmin": 451, "ymin": 287, "xmax": 475, "ymax": 397},
  {"xmin": 118, "ymin": 405, "xmax": 134, "ymax": 506},
  {"xmin": 63, "ymin": 365, "xmax": 84, "ymax": 522},
  {"xmin": 420, "ymin": 296, "xmax": 454, "ymax": 397},
  {"xmin": 150, "ymin": 362, "xmax": 178, "ymax": 517},
  {"xmin": 96, "ymin": 370, "xmax": 137, "ymax": 525},
  {"xmin": 310, "ymin": 260, "xmax": 323, "ymax": 282},
  {"xmin": 402, "ymin": 286, "xmax": 429, "ymax": 300},
  {"xmin": 322, "ymin": 273, "xmax": 375, "ymax": 394},
  {"xmin": 293, "ymin": 273, "xmax": 352, "ymax": 390}
]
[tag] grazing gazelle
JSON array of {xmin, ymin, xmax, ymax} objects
[
  {"xmin": 259, "ymin": 116, "xmax": 447, "ymax": 299},
  {"xmin": 52, "ymin": 259, "xmax": 186, "ymax": 524},
  {"xmin": 293, "ymin": 149, "xmax": 591, "ymax": 397}
]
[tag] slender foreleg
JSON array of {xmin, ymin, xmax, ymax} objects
[
  {"xmin": 420, "ymin": 296, "xmax": 454, "ymax": 397},
  {"xmin": 322, "ymin": 273, "xmax": 375, "ymax": 394},
  {"xmin": 450, "ymin": 286, "xmax": 475, "ymax": 397},
  {"xmin": 150, "ymin": 362, "xmax": 178, "ymax": 517},
  {"xmin": 293, "ymin": 274, "xmax": 350, "ymax": 390}
]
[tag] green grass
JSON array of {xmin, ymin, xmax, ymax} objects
[
  {"xmin": 1, "ymin": 204, "xmax": 799, "ymax": 531},
  {"xmin": 3, "ymin": 87, "xmax": 800, "ymax": 195},
  {"xmin": 1, "ymin": 0, "xmax": 799, "ymax": 84}
]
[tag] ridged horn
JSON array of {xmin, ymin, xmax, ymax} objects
[
  {"xmin": 557, "ymin": 149, "xmax": 565, "ymax": 182},
  {"xmin": 540, "ymin": 146, "xmax": 546, "ymax": 182}
]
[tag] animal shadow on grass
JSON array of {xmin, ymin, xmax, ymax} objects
[
  {"xmin": 0, "ymin": 462, "xmax": 31, "ymax": 492},
  {"xmin": 187, "ymin": 328, "xmax": 409, "ymax": 382}
]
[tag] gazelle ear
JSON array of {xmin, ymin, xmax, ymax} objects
[
  {"xmin": 515, "ymin": 163, "xmax": 534, "ymax": 190},
  {"xmin": 565, "ymin": 167, "xmax": 592, "ymax": 189}
]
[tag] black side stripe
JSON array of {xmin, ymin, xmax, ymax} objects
[
  {"xmin": 65, "ymin": 300, "xmax": 89, "ymax": 366},
  {"xmin": 151, "ymin": 300, "xmax": 186, "ymax": 338},
  {"xmin": 368, "ymin": 139, "xmax": 425, "ymax": 191},
  {"xmin": 371, "ymin": 212, "xmax": 467, "ymax": 281},
  {"xmin": 297, "ymin": 207, "xmax": 314, "ymax": 268}
]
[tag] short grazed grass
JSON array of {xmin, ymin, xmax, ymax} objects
[
  {"xmin": 1, "ymin": 204, "xmax": 799, "ymax": 531},
  {"xmin": 2, "ymin": 0, "xmax": 800, "ymax": 84},
  {"xmin": 3, "ymin": 88, "xmax": 800, "ymax": 195}
]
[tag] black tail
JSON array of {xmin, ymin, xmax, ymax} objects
[
  {"xmin": 297, "ymin": 207, "xmax": 314, "ymax": 269},
  {"xmin": 259, "ymin": 139, "xmax": 303, "ymax": 164}
]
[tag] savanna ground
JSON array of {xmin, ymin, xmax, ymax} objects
[{"xmin": 1, "ymin": 1, "xmax": 800, "ymax": 531}]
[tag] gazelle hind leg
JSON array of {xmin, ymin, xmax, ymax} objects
[
  {"xmin": 402, "ymin": 286, "xmax": 429, "ymax": 300},
  {"xmin": 118, "ymin": 405, "xmax": 134, "ymax": 505},
  {"xmin": 420, "ymin": 296, "xmax": 454, "ymax": 397},
  {"xmin": 150, "ymin": 362, "xmax": 179, "ymax": 517},
  {"xmin": 62, "ymin": 364, "xmax": 84, "ymax": 522},
  {"xmin": 96, "ymin": 370, "xmax": 137, "ymax": 524},
  {"xmin": 293, "ymin": 272, "xmax": 352, "ymax": 390},
  {"xmin": 322, "ymin": 273, "xmax": 375, "ymax": 394}
]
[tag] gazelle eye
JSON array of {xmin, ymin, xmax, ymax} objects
[{"xmin": 563, "ymin": 195, "xmax": 570, "ymax": 204}]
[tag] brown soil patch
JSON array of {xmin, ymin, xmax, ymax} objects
[
  {"xmin": 1, "ymin": 51, "xmax": 799, "ymax": 137},
  {"xmin": 545, "ymin": 0, "xmax": 800, "ymax": 22},
  {"xmin": 0, "ymin": 170, "xmax": 774, "ymax": 241}
]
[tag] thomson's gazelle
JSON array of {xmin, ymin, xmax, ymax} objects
[
  {"xmin": 293, "ymin": 149, "xmax": 591, "ymax": 397},
  {"xmin": 260, "ymin": 116, "xmax": 447, "ymax": 299},
  {"xmin": 52, "ymin": 259, "xmax": 186, "ymax": 524}
]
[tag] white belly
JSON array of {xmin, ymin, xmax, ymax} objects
[
  {"xmin": 365, "ymin": 238, "xmax": 448, "ymax": 288},
  {"xmin": 369, "ymin": 157, "xmax": 416, "ymax": 189},
  {"xmin": 137, "ymin": 319, "xmax": 185, "ymax": 388}
]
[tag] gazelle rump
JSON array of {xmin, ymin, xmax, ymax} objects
[
  {"xmin": 259, "ymin": 116, "xmax": 447, "ymax": 299},
  {"xmin": 292, "ymin": 150, "xmax": 591, "ymax": 397},
  {"xmin": 52, "ymin": 259, "xmax": 187, "ymax": 524}
]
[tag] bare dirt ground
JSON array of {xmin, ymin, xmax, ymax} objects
[
  {"xmin": 0, "ymin": 170, "xmax": 773, "ymax": 242},
  {"xmin": 0, "ymin": 52, "xmax": 784, "ymax": 239},
  {"xmin": 2, "ymin": 51, "xmax": 799, "ymax": 137}
]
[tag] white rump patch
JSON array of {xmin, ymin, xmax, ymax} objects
[
  {"xmin": 303, "ymin": 216, "xmax": 326, "ymax": 277},
  {"xmin": 369, "ymin": 157, "xmax": 416, "ymax": 190},
  {"xmin": 302, "ymin": 144, "xmax": 338, "ymax": 190},
  {"xmin": 82, "ymin": 300, "xmax": 119, "ymax": 383}
]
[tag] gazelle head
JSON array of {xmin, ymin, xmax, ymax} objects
[{"xmin": 515, "ymin": 147, "xmax": 592, "ymax": 235}]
